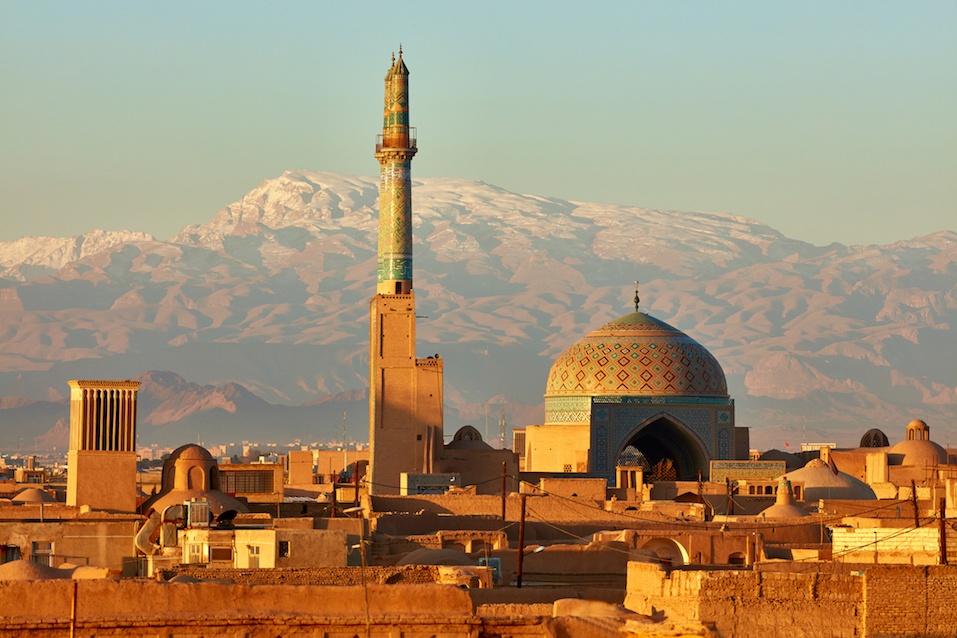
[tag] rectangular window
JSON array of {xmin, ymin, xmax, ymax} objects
[
  {"xmin": 186, "ymin": 543, "xmax": 204, "ymax": 564},
  {"xmin": 278, "ymin": 541, "xmax": 290, "ymax": 558},
  {"xmin": 209, "ymin": 547, "xmax": 233, "ymax": 562},
  {"xmin": 512, "ymin": 431, "xmax": 526, "ymax": 456},
  {"xmin": 31, "ymin": 541, "xmax": 53, "ymax": 567},
  {"xmin": 563, "ymin": 464, "xmax": 572, "ymax": 473},
  {"xmin": 220, "ymin": 470, "xmax": 275, "ymax": 494}
]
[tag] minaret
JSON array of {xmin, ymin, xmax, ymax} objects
[
  {"xmin": 368, "ymin": 49, "xmax": 444, "ymax": 495},
  {"xmin": 375, "ymin": 46, "xmax": 416, "ymax": 295}
]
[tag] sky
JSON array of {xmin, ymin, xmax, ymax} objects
[{"xmin": 1, "ymin": 1, "xmax": 955, "ymax": 247}]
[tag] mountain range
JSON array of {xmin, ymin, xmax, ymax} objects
[{"xmin": 1, "ymin": 170, "xmax": 954, "ymax": 452}]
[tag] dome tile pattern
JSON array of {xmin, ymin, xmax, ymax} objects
[{"xmin": 546, "ymin": 312, "xmax": 728, "ymax": 397}]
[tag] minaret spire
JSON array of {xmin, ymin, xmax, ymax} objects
[
  {"xmin": 633, "ymin": 280, "xmax": 640, "ymax": 312},
  {"xmin": 375, "ymin": 48, "xmax": 417, "ymax": 294}
]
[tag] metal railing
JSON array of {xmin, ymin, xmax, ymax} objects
[{"xmin": 375, "ymin": 128, "xmax": 417, "ymax": 152}]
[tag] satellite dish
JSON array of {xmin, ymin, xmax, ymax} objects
[{"xmin": 215, "ymin": 509, "xmax": 238, "ymax": 528}]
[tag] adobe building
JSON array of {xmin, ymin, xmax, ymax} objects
[
  {"xmin": 139, "ymin": 444, "xmax": 248, "ymax": 517},
  {"xmin": 520, "ymin": 289, "xmax": 747, "ymax": 482},
  {"xmin": 0, "ymin": 504, "xmax": 142, "ymax": 574},
  {"xmin": 846, "ymin": 421, "xmax": 954, "ymax": 485},
  {"xmin": 66, "ymin": 379, "xmax": 140, "ymax": 512}
]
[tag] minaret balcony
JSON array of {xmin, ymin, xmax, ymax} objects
[{"xmin": 376, "ymin": 128, "xmax": 417, "ymax": 152}]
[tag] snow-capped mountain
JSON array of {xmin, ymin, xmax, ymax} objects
[
  {"xmin": 1, "ymin": 170, "xmax": 954, "ymax": 450},
  {"xmin": 0, "ymin": 230, "xmax": 154, "ymax": 280}
]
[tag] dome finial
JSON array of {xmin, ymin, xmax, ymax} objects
[{"xmin": 633, "ymin": 280, "xmax": 640, "ymax": 312}]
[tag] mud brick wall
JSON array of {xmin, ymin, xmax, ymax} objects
[
  {"xmin": 862, "ymin": 565, "xmax": 957, "ymax": 637},
  {"xmin": 625, "ymin": 563, "xmax": 861, "ymax": 638},
  {"xmin": 627, "ymin": 562, "xmax": 957, "ymax": 638},
  {"xmin": 697, "ymin": 570, "xmax": 861, "ymax": 638},
  {"xmin": 0, "ymin": 580, "xmax": 477, "ymax": 637},
  {"xmin": 159, "ymin": 564, "xmax": 442, "ymax": 585}
]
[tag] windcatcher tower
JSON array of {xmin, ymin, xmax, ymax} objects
[
  {"xmin": 369, "ymin": 49, "xmax": 444, "ymax": 495},
  {"xmin": 66, "ymin": 380, "xmax": 140, "ymax": 512}
]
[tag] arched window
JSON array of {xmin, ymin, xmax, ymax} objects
[{"xmin": 188, "ymin": 466, "xmax": 207, "ymax": 491}]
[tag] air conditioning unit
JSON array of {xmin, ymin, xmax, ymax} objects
[
  {"xmin": 478, "ymin": 557, "xmax": 502, "ymax": 585},
  {"xmin": 184, "ymin": 499, "xmax": 210, "ymax": 528}
]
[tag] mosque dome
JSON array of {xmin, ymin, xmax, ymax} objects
[
  {"xmin": 784, "ymin": 459, "xmax": 877, "ymax": 503},
  {"xmin": 545, "ymin": 312, "xmax": 728, "ymax": 398}
]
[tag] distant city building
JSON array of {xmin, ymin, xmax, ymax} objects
[{"xmin": 800, "ymin": 442, "xmax": 837, "ymax": 453}]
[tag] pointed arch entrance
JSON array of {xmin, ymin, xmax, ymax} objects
[{"xmin": 617, "ymin": 416, "xmax": 710, "ymax": 481}]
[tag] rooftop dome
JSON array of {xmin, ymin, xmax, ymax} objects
[
  {"xmin": 784, "ymin": 459, "xmax": 877, "ymax": 502},
  {"xmin": 859, "ymin": 428, "xmax": 890, "ymax": 448},
  {"xmin": 0, "ymin": 559, "xmax": 68, "ymax": 581},
  {"xmin": 12, "ymin": 488, "xmax": 57, "ymax": 504},
  {"xmin": 139, "ymin": 444, "xmax": 247, "ymax": 516},
  {"xmin": 446, "ymin": 425, "xmax": 493, "ymax": 450},
  {"xmin": 545, "ymin": 312, "xmax": 728, "ymax": 398},
  {"xmin": 888, "ymin": 439, "xmax": 947, "ymax": 467},
  {"xmin": 172, "ymin": 444, "xmax": 214, "ymax": 461},
  {"xmin": 760, "ymin": 478, "xmax": 809, "ymax": 519}
]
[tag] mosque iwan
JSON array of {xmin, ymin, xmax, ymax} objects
[{"xmin": 2, "ymin": 50, "xmax": 957, "ymax": 638}]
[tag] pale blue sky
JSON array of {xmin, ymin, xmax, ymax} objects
[{"xmin": 1, "ymin": 1, "xmax": 955, "ymax": 246}]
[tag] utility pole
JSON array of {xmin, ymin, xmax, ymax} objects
[
  {"xmin": 940, "ymin": 497, "xmax": 949, "ymax": 565},
  {"xmin": 501, "ymin": 462, "xmax": 507, "ymax": 521},
  {"xmin": 726, "ymin": 478, "xmax": 734, "ymax": 516},
  {"xmin": 70, "ymin": 580, "xmax": 77, "ymax": 638},
  {"xmin": 517, "ymin": 494, "xmax": 527, "ymax": 588},
  {"xmin": 912, "ymin": 479, "xmax": 920, "ymax": 528}
]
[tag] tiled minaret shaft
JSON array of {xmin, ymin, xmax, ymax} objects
[{"xmin": 374, "ymin": 48, "xmax": 417, "ymax": 295}]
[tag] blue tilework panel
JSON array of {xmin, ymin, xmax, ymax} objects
[{"xmin": 589, "ymin": 400, "xmax": 736, "ymax": 481}]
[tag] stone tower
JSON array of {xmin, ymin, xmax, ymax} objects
[
  {"xmin": 66, "ymin": 379, "xmax": 141, "ymax": 512},
  {"xmin": 368, "ymin": 49, "xmax": 444, "ymax": 495}
]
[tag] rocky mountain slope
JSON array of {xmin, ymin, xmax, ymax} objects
[{"xmin": 1, "ymin": 170, "xmax": 954, "ymax": 450}]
